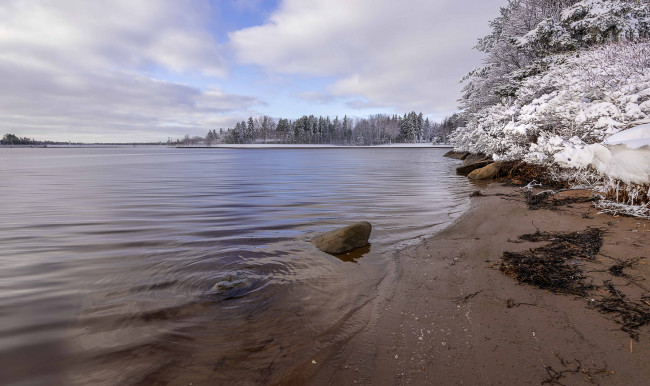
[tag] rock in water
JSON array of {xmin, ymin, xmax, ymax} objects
[
  {"xmin": 468, "ymin": 162, "xmax": 504, "ymax": 180},
  {"xmin": 213, "ymin": 277, "xmax": 250, "ymax": 292},
  {"xmin": 210, "ymin": 271, "xmax": 255, "ymax": 299},
  {"xmin": 311, "ymin": 222, "xmax": 372, "ymax": 254}
]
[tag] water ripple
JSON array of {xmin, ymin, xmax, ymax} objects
[{"xmin": 0, "ymin": 147, "xmax": 473, "ymax": 385}]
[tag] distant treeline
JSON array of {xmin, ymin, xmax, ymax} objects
[
  {"xmin": 191, "ymin": 112, "xmax": 464, "ymax": 146},
  {"xmin": 0, "ymin": 133, "xmax": 164, "ymax": 146},
  {"xmin": 1, "ymin": 133, "xmax": 80, "ymax": 146},
  {"xmin": 1, "ymin": 133, "xmax": 38, "ymax": 145}
]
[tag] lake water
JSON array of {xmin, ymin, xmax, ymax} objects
[{"xmin": 0, "ymin": 147, "xmax": 473, "ymax": 385}]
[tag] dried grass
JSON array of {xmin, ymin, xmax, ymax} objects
[{"xmin": 500, "ymin": 161, "xmax": 570, "ymax": 188}]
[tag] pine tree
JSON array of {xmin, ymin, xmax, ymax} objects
[
  {"xmin": 423, "ymin": 118, "xmax": 432, "ymax": 142},
  {"xmin": 246, "ymin": 117, "xmax": 255, "ymax": 143},
  {"xmin": 261, "ymin": 116, "xmax": 269, "ymax": 144}
]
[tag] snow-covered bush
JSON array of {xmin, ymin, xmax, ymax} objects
[
  {"xmin": 460, "ymin": 0, "xmax": 650, "ymax": 115},
  {"xmin": 457, "ymin": 0, "xmax": 650, "ymax": 155},
  {"xmin": 519, "ymin": 0, "xmax": 650, "ymax": 53},
  {"xmin": 454, "ymin": 40, "xmax": 650, "ymax": 162},
  {"xmin": 455, "ymin": 0, "xmax": 650, "ymax": 214}
]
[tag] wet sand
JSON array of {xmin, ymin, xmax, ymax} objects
[{"xmin": 302, "ymin": 182, "xmax": 650, "ymax": 385}]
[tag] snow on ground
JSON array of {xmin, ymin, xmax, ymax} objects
[
  {"xmin": 604, "ymin": 123, "xmax": 650, "ymax": 149},
  {"xmin": 554, "ymin": 124, "xmax": 650, "ymax": 185}
]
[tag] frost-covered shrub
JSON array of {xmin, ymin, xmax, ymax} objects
[
  {"xmin": 519, "ymin": 0, "xmax": 650, "ymax": 53},
  {"xmin": 561, "ymin": 0, "xmax": 650, "ymax": 44},
  {"xmin": 461, "ymin": 0, "xmax": 650, "ymax": 117},
  {"xmin": 453, "ymin": 40, "xmax": 650, "ymax": 163},
  {"xmin": 455, "ymin": 0, "xmax": 650, "ymax": 215}
]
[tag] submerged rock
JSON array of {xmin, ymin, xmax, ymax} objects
[
  {"xmin": 311, "ymin": 221, "xmax": 372, "ymax": 254},
  {"xmin": 213, "ymin": 277, "xmax": 251, "ymax": 292},
  {"xmin": 468, "ymin": 162, "xmax": 504, "ymax": 180},
  {"xmin": 210, "ymin": 272, "xmax": 254, "ymax": 299}
]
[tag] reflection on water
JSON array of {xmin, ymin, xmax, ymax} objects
[
  {"xmin": 0, "ymin": 147, "xmax": 473, "ymax": 385},
  {"xmin": 333, "ymin": 244, "xmax": 372, "ymax": 263}
]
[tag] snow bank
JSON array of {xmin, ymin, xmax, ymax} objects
[
  {"xmin": 604, "ymin": 123, "xmax": 650, "ymax": 149},
  {"xmin": 554, "ymin": 125, "xmax": 650, "ymax": 185}
]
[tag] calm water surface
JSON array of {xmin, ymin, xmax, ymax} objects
[{"xmin": 0, "ymin": 147, "xmax": 473, "ymax": 385}]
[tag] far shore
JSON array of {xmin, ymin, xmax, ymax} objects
[
  {"xmin": 176, "ymin": 143, "xmax": 453, "ymax": 149},
  {"xmin": 0, "ymin": 143, "xmax": 454, "ymax": 149},
  {"xmin": 293, "ymin": 182, "xmax": 650, "ymax": 385}
]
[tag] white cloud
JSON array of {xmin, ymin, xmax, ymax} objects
[
  {"xmin": 296, "ymin": 91, "xmax": 338, "ymax": 104},
  {"xmin": 230, "ymin": 0, "xmax": 504, "ymax": 112},
  {"xmin": 0, "ymin": 61, "xmax": 258, "ymax": 141},
  {"xmin": 0, "ymin": 0, "xmax": 257, "ymax": 141},
  {"xmin": 0, "ymin": 0, "xmax": 225, "ymax": 75}
]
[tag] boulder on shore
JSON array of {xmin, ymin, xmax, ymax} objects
[
  {"xmin": 457, "ymin": 161, "xmax": 491, "ymax": 176},
  {"xmin": 462, "ymin": 153, "xmax": 491, "ymax": 166},
  {"xmin": 468, "ymin": 162, "xmax": 504, "ymax": 180},
  {"xmin": 443, "ymin": 150, "xmax": 471, "ymax": 160},
  {"xmin": 456, "ymin": 153, "xmax": 493, "ymax": 176},
  {"xmin": 311, "ymin": 221, "xmax": 372, "ymax": 254}
]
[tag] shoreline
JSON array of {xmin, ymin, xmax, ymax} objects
[{"xmin": 301, "ymin": 182, "xmax": 649, "ymax": 385}]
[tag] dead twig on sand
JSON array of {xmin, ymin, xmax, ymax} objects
[
  {"xmin": 453, "ymin": 290, "xmax": 483, "ymax": 303},
  {"xmin": 542, "ymin": 352, "xmax": 613, "ymax": 385},
  {"xmin": 591, "ymin": 281, "xmax": 650, "ymax": 341},
  {"xmin": 525, "ymin": 190, "xmax": 598, "ymax": 211},
  {"xmin": 608, "ymin": 257, "xmax": 644, "ymax": 278},
  {"xmin": 505, "ymin": 298, "xmax": 537, "ymax": 308}
]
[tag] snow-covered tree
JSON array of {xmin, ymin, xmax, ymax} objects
[
  {"xmin": 453, "ymin": 0, "xmax": 650, "ymax": 213},
  {"xmin": 460, "ymin": 0, "xmax": 649, "ymax": 117},
  {"xmin": 519, "ymin": 0, "xmax": 650, "ymax": 53},
  {"xmin": 455, "ymin": 0, "xmax": 650, "ymax": 159}
]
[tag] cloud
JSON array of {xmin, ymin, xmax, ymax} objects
[
  {"xmin": 345, "ymin": 98, "xmax": 388, "ymax": 110},
  {"xmin": 230, "ymin": 0, "xmax": 504, "ymax": 112},
  {"xmin": 0, "ymin": 61, "xmax": 258, "ymax": 140},
  {"xmin": 296, "ymin": 91, "xmax": 339, "ymax": 104},
  {"xmin": 0, "ymin": 0, "xmax": 225, "ymax": 75},
  {"xmin": 0, "ymin": 0, "xmax": 258, "ymax": 141}
]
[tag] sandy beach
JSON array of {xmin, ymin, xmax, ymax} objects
[{"xmin": 295, "ymin": 182, "xmax": 650, "ymax": 385}]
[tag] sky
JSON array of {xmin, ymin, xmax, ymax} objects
[{"xmin": 0, "ymin": 0, "xmax": 505, "ymax": 142}]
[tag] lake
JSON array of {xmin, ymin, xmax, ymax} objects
[{"xmin": 0, "ymin": 147, "xmax": 473, "ymax": 385}]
